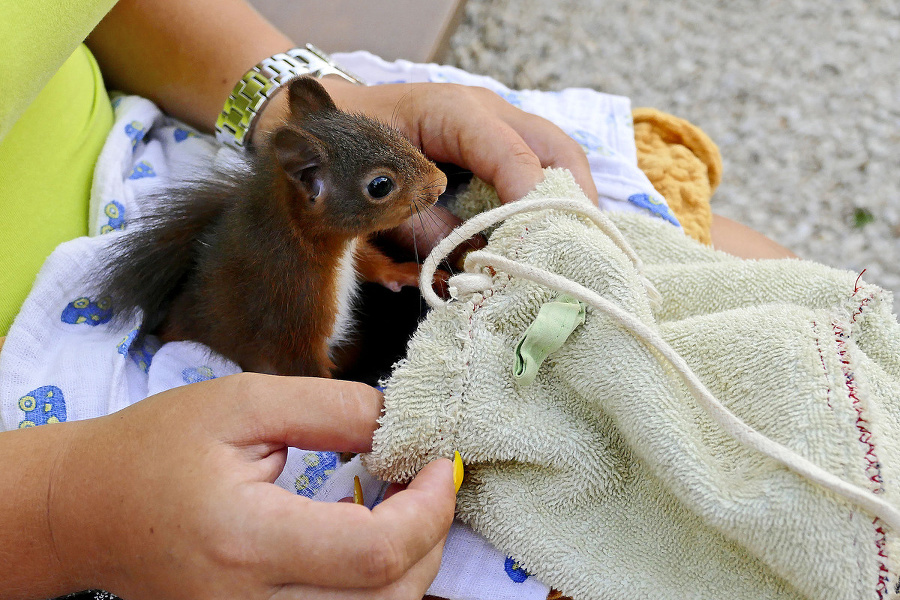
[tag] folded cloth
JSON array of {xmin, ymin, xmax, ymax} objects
[{"xmin": 363, "ymin": 168, "xmax": 900, "ymax": 600}]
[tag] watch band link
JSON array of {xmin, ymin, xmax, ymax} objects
[{"xmin": 215, "ymin": 44, "xmax": 365, "ymax": 150}]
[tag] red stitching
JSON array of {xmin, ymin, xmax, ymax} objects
[
  {"xmin": 849, "ymin": 292, "xmax": 874, "ymax": 326},
  {"xmin": 834, "ymin": 322, "xmax": 883, "ymax": 491},
  {"xmin": 811, "ymin": 320, "xmax": 833, "ymax": 410},
  {"xmin": 854, "ymin": 269, "xmax": 867, "ymax": 294},
  {"xmin": 875, "ymin": 521, "xmax": 889, "ymax": 597},
  {"xmin": 833, "ymin": 320, "xmax": 890, "ymax": 596}
]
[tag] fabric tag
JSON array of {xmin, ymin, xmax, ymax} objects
[{"xmin": 514, "ymin": 294, "xmax": 586, "ymax": 386}]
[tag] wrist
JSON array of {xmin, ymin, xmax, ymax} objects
[
  {"xmin": 249, "ymin": 75, "xmax": 365, "ymax": 147},
  {"xmin": 248, "ymin": 86, "xmax": 290, "ymax": 147},
  {"xmin": 216, "ymin": 45, "xmax": 365, "ymax": 151},
  {"xmin": 45, "ymin": 418, "xmax": 109, "ymax": 593},
  {"xmin": 316, "ymin": 75, "xmax": 364, "ymax": 111},
  {"xmin": 0, "ymin": 421, "xmax": 92, "ymax": 597}
]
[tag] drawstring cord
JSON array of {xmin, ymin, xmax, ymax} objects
[
  {"xmin": 420, "ymin": 198, "xmax": 900, "ymax": 532},
  {"xmin": 419, "ymin": 198, "xmax": 660, "ymax": 308}
]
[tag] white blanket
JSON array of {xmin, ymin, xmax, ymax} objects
[{"xmin": 0, "ymin": 52, "xmax": 675, "ymax": 600}]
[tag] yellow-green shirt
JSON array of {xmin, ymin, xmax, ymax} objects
[{"xmin": 0, "ymin": 0, "xmax": 118, "ymax": 335}]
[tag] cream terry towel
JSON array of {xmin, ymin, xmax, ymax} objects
[{"xmin": 363, "ymin": 169, "xmax": 900, "ymax": 600}]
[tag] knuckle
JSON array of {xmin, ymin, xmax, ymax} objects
[
  {"xmin": 509, "ymin": 143, "xmax": 542, "ymax": 168},
  {"xmin": 563, "ymin": 137, "xmax": 592, "ymax": 162},
  {"xmin": 356, "ymin": 535, "xmax": 411, "ymax": 587},
  {"xmin": 444, "ymin": 83, "xmax": 497, "ymax": 108},
  {"xmin": 207, "ymin": 529, "xmax": 253, "ymax": 570},
  {"xmin": 224, "ymin": 372, "xmax": 266, "ymax": 412}
]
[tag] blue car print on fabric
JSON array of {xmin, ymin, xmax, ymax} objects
[
  {"xmin": 182, "ymin": 366, "xmax": 216, "ymax": 384},
  {"xmin": 124, "ymin": 121, "xmax": 146, "ymax": 150},
  {"xmin": 116, "ymin": 329, "xmax": 161, "ymax": 373},
  {"xmin": 130, "ymin": 341, "xmax": 158, "ymax": 372},
  {"xmin": 496, "ymin": 89, "xmax": 524, "ymax": 107},
  {"xmin": 173, "ymin": 127, "xmax": 199, "ymax": 143},
  {"xmin": 116, "ymin": 329, "xmax": 139, "ymax": 356},
  {"xmin": 569, "ymin": 129, "xmax": 612, "ymax": 156},
  {"xmin": 18, "ymin": 385, "xmax": 67, "ymax": 428},
  {"xmin": 100, "ymin": 200, "xmax": 126, "ymax": 234},
  {"xmin": 61, "ymin": 297, "xmax": 113, "ymax": 326},
  {"xmin": 627, "ymin": 193, "xmax": 681, "ymax": 226},
  {"xmin": 504, "ymin": 556, "xmax": 530, "ymax": 583},
  {"xmin": 128, "ymin": 160, "xmax": 156, "ymax": 180},
  {"xmin": 294, "ymin": 452, "xmax": 338, "ymax": 498}
]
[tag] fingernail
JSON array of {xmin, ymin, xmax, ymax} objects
[
  {"xmin": 353, "ymin": 475, "xmax": 365, "ymax": 505},
  {"xmin": 453, "ymin": 451, "xmax": 464, "ymax": 494}
]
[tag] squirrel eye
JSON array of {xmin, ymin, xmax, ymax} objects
[{"xmin": 366, "ymin": 176, "xmax": 394, "ymax": 199}]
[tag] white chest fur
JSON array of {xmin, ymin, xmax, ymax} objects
[{"xmin": 326, "ymin": 238, "xmax": 360, "ymax": 352}]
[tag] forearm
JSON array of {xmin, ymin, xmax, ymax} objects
[
  {"xmin": 710, "ymin": 214, "xmax": 797, "ymax": 260},
  {"xmin": 85, "ymin": 0, "xmax": 293, "ymax": 133},
  {"xmin": 0, "ymin": 423, "xmax": 85, "ymax": 599}
]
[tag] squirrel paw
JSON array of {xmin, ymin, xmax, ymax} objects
[
  {"xmin": 374, "ymin": 261, "xmax": 421, "ymax": 292},
  {"xmin": 372, "ymin": 263, "xmax": 452, "ymax": 297}
]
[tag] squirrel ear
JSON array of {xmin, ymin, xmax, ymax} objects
[
  {"xmin": 286, "ymin": 76, "xmax": 338, "ymax": 118},
  {"xmin": 272, "ymin": 127, "xmax": 325, "ymax": 200}
]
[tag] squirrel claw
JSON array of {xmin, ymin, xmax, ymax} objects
[{"xmin": 374, "ymin": 261, "xmax": 421, "ymax": 291}]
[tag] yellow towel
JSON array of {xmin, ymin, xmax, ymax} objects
[{"xmin": 633, "ymin": 108, "xmax": 721, "ymax": 245}]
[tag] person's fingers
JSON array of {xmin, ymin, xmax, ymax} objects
[
  {"xmin": 356, "ymin": 82, "xmax": 544, "ymax": 204},
  {"xmin": 419, "ymin": 102, "xmax": 546, "ymax": 205},
  {"xmin": 500, "ymin": 107, "xmax": 598, "ymax": 204},
  {"xmin": 408, "ymin": 85, "xmax": 595, "ymax": 204},
  {"xmin": 255, "ymin": 458, "xmax": 455, "ymax": 587},
  {"xmin": 190, "ymin": 374, "xmax": 385, "ymax": 454},
  {"xmin": 386, "ymin": 204, "xmax": 463, "ymax": 258},
  {"xmin": 321, "ymin": 80, "xmax": 596, "ymax": 206},
  {"xmin": 272, "ymin": 531, "xmax": 448, "ymax": 600},
  {"xmin": 413, "ymin": 86, "xmax": 595, "ymax": 205}
]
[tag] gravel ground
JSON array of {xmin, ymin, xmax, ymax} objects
[{"xmin": 446, "ymin": 0, "xmax": 900, "ymax": 299}]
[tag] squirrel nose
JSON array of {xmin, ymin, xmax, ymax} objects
[{"xmin": 434, "ymin": 171, "xmax": 448, "ymax": 198}]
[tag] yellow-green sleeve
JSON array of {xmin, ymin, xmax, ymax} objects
[
  {"xmin": 1, "ymin": 0, "xmax": 118, "ymax": 335},
  {"xmin": 0, "ymin": 0, "xmax": 118, "ymax": 143}
]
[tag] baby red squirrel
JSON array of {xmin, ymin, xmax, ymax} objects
[{"xmin": 99, "ymin": 76, "xmax": 447, "ymax": 377}]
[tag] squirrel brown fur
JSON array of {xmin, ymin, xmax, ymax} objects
[{"xmin": 98, "ymin": 77, "xmax": 447, "ymax": 377}]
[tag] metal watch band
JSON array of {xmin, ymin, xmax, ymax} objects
[{"xmin": 215, "ymin": 44, "xmax": 365, "ymax": 150}]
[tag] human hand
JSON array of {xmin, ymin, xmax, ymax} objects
[
  {"xmin": 49, "ymin": 374, "xmax": 456, "ymax": 600},
  {"xmin": 319, "ymin": 79, "xmax": 597, "ymax": 206},
  {"xmin": 253, "ymin": 78, "xmax": 597, "ymax": 256},
  {"xmin": 329, "ymin": 79, "xmax": 598, "ymax": 256}
]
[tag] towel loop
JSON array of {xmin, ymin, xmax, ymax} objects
[
  {"xmin": 420, "ymin": 198, "xmax": 656, "ymax": 309},
  {"xmin": 447, "ymin": 272, "xmax": 494, "ymax": 299}
]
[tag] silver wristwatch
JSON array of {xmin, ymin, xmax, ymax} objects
[{"xmin": 215, "ymin": 44, "xmax": 365, "ymax": 150}]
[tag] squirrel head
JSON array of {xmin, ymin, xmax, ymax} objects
[{"xmin": 268, "ymin": 77, "xmax": 447, "ymax": 239}]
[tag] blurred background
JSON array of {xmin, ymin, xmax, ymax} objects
[{"xmin": 252, "ymin": 0, "xmax": 900, "ymax": 298}]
